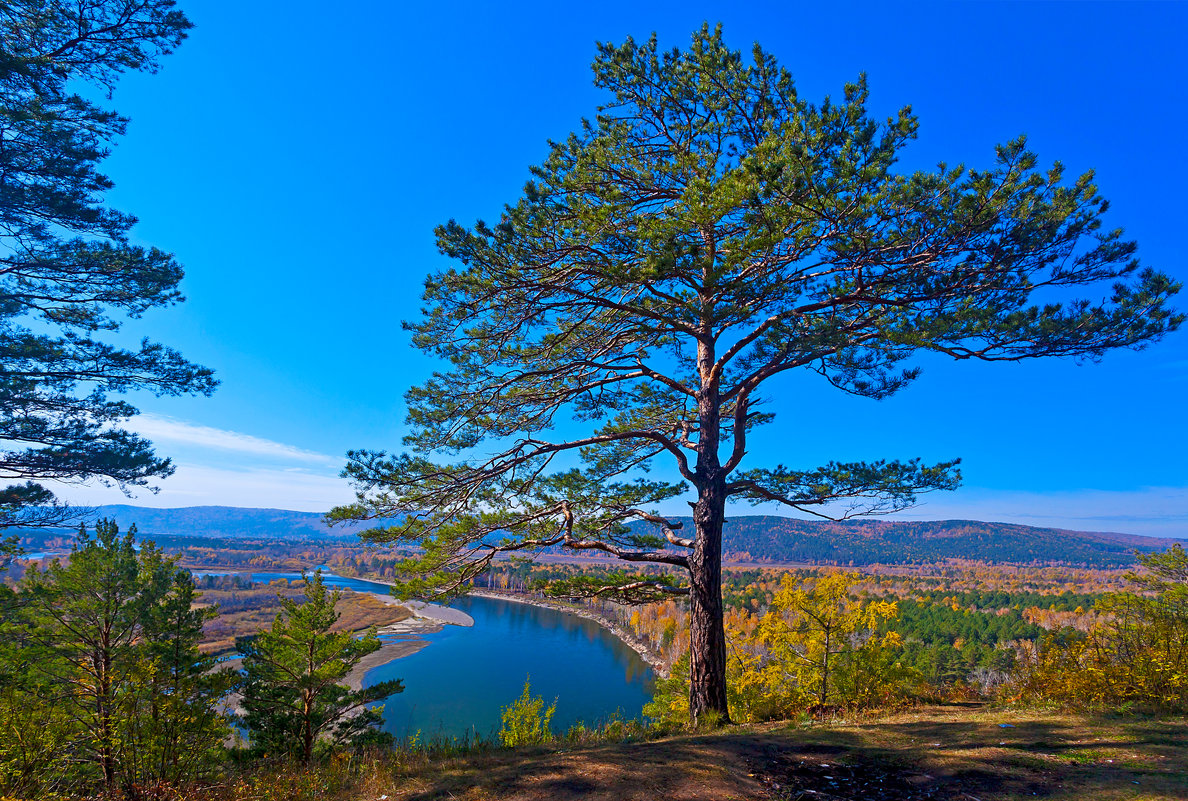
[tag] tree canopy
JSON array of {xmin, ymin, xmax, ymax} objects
[
  {"xmin": 332, "ymin": 26, "xmax": 1181, "ymax": 723},
  {"xmin": 4, "ymin": 520, "xmax": 231, "ymax": 793},
  {"xmin": 0, "ymin": 0, "xmax": 214, "ymax": 528}
]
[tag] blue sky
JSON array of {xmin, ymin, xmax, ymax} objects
[{"xmin": 55, "ymin": 1, "xmax": 1187, "ymax": 537}]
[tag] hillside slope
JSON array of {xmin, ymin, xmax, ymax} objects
[
  {"xmin": 650, "ymin": 516, "xmax": 1180, "ymax": 567},
  {"xmin": 202, "ymin": 707, "xmax": 1188, "ymax": 801},
  {"xmin": 30, "ymin": 506, "xmax": 1182, "ymax": 566},
  {"xmin": 78, "ymin": 504, "xmax": 372, "ymax": 540}
]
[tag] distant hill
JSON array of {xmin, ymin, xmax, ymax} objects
[
  {"xmin": 71, "ymin": 505, "xmax": 374, "ymax": 540},
  {"xmin": 703, "ymin": 516, "xmax": 1180, "ymax": 568},
  {"xmin": 23, "ymin": 506, "xmax": 1182, "ymax": 567}
]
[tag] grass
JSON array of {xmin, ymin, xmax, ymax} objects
[
  {"xmin": 198, "ymin": 586, "xmax": 413, "ymax": 655},
  {"xmin": 750, "ymin": 705, "xmax": 1188, "ymax": 800},
  {"xmin": 185, "ymin": 705, "xmax": 1187, "ymax": 801}
]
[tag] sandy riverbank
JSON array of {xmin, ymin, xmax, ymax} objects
[
  {"xmin": 341, "ymin": 593, "xmax": 474, "ymax": 690},
  {"xmin": 468, "ymin": 589, "xmax": 668, "ymax": 677},
  {"xmin": 399, "ymin": 598, "xmax": 475, "ymax": 627},
  {"xmin": 342, "ymin": 626, "xmax": 436, "ymax": 690}
]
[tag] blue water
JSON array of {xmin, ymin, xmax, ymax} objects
[
  {"xmin": 192, "ymin": 570, "xmax": 655, "ymax": 740},
  {"xmin": 17, "ymin": 551, "xmax": 66, "ymax": 560},
  {"xmin": 366, "ymin": 594, "xmax": 654, "ymax": 740},
  {"xmin": 192, "ymin": 569, "xmax": 393, "ymax": 595}
]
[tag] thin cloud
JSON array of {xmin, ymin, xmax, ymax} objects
[
  {"xmin": 133, "ymin": 415, "xmax": 336, "ymax": 464},
  {"xmin": 884, "ymin": 485, "xmax": 1188, "ymax": 538},
  {"xmin": 55, "ymin": 463, "xmax": 354, "ymax": 513},
  {"xmin": 701, "ymin": 485, "xmax": 1188, "ymax": 539}
]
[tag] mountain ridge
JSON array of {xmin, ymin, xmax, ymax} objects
[
  {"xmin": 51, "ymin": 504, "xmax": 373, "ymax": 540},
  {"xmin": 23, "ymin": 505, "xmax": 1183, "ymax": 567},
  {"xmin": 636, "ymin": 515, "xmax": 1180, "ymax": 568}
]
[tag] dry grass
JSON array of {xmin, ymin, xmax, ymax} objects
[
  {"xmin": 749, "ymin": 705, "xmax": 1188, "ymax": 801},
  {"xmin": 199, "ymin": 588, "xmax": 412, "ymax": 655},
  {"xmin": 332, "ymin": 592, "xmax": 413, "ymax": 631},
  {"xmin": 186, "ymin": 706, "xmax": 1187, "ymax": 801}
]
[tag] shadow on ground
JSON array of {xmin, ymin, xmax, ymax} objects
[{"xmin": 392, "ymin": 708, "xmax": 1188, "ymax": 801}]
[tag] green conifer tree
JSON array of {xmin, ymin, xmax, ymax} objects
[
  {"xmin": 0, "ymin": 0, "xmax": 215, "ymax": 529},
  {"xmin": 332, "ymin": 26, "xmax": 1181, "ymax": 724},
  {"xmin": 238, "ymin": 571, "xmax": 403, "ymax": 763},
  {"xmin": 5, "ymin": 520, "xmax": 232, "ymax": 794},
  {"xmin": 119, "ymin": 567, "xmax": 234, "ymax": 785},
  {"xmin": 19, "ymin": 520, "xmax": 167, "ymax": 788}
]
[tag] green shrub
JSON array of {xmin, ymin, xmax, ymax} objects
[{"xmin": 498, "ymin": 678, "xmax": 557, "ymax": 747}]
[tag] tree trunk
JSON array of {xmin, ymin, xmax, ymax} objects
[
  {"xmin": 688, "ymin": 481, "xmax": 730, "ymax": 726},
  {"xmin": 98, "ymin": 641, "xmax": 116, "ymax": 789},
  {"xmin": 688, "ymin": 321, "xmax": 730, "ymax": 726},
  {"xmin": 302, "ymin": 692, "xmax": 314, "ymax": 763},
  {"xmin": 820, "ymin": 628, "xmax": 830, "ymax": 706}
]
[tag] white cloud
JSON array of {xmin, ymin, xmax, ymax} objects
[
  {"xmin": 53, "ymin": 463, "xmax": 354, "ymax": 513},
  {"xmin": 132, "ymin": 414, "xmax": 335, "ymax": 464}
]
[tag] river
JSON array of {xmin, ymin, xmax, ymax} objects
[{"xmin": 192, "ymin": 570, "xmax": 656, "ymax": 740}]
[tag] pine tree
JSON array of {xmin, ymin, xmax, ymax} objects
[
  {"xmin": 119, "ymin": 567, "xmax": 234, "ymax": 786},
  {"xmin": 238, "ymin": 571, "xmax": 403, "ymax": 763},
  {"xmin": 18, "ymin": 520, "xmax": 167, "ymax": 788},
  {"xmin": 0, "ymin": 0, "xmax": 215, "ymax": 528},
  {"xmin": 331, "ymin": 25, "xmax": 1181, "ymax": 724},
  {"xmin": 4, "ymin": 519, "xmax": 232, "ymax": 794}
]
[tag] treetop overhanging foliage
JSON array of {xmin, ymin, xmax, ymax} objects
[
  {"xmin": 330, "ymin": 25, "xmax": 1181, "ymax": 604},
  {"xmin": 0, "ymin": 0, "xmax": 214, "ymax": 529}
]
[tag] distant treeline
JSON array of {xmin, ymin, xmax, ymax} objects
[
  {"xmin": 6, "ymin": 509, "xmax": 1178, "ymax": 569},
  {"xmin": 634, "ymin": 517, "xmax": 1179, "ymax": 567}
]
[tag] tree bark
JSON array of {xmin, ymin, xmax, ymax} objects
[
  {"xmin": 688, "ymin": 479, "xmax": 730, "ymax": 725},
  {"xmin": 820, "ymin": 628, "xmax": 831, "ymax": 706},
  {"xmin": 687, "ymin": 310, "xmax": 730, "ymax": 726},
  {"xmin": 99, "ymin": 631, "xmax": 116, "ymax": 789}
]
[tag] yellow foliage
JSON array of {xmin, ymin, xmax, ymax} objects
[
  {"xmin": 721, "ymin": 571, "xmax": 913, "ymax": 722},
  {"xmin": 1016, "ymin": 545, "xmax": 1188, "ymax": 711}
]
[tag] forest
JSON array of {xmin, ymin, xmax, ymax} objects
[{"xmin": 3, "ymin": 522, "xmax": 1187, "ymax": 799}]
